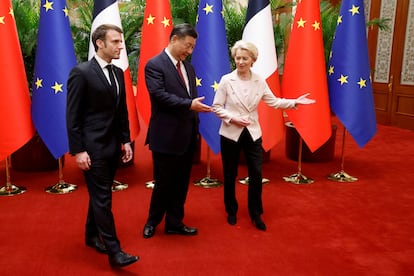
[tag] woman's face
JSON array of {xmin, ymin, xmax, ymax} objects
[{"xmin": 234, "ymin": 48, "xmax": 254, "ymax": 74}]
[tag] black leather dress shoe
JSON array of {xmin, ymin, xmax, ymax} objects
[
  {"xmin": 165, "ymin": 225, "xmax": 198, "ymax": 236},
  {"xmin": 143, "ymin": 224, "xmax": 155, "ymax": 239},
  {"xmin": 109, "ymin": 251, "xmax": 139, "ymax": 267},
  {"xmin": 252, "ymin": 217, "xmax": 267, "ymax": 231},
  {"xmin": 227, "ymin": 215, "xmax": 237, "ymax": 225},
  {"xmin": 85, "ymin": 237, "xmax": 108, "ymax": 254}
]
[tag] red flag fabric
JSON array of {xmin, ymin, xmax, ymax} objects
[
  {"xmin": 243, "ymin": 0, "xmax": 284, "ymax": 151},
  {"xmin": 89, "ymin": 1, "xmax": 140, "ymax": 141},
  {"xmin": 281, "ymin": 0, "xmax": 331, "ymax": 152},
  {"xmin": 136, "ymin": 0, "xmax": 173, "ymax": 125},
  {"xmin": 0, "ymin": 1, "xmax": 35, "ymax": 160}
]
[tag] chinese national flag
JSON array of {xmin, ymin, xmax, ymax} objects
[
  {"xmin": 0, "ymin": 1, "xmax": 35, "ymax": 161},
  {"xmin": 136, "ymin": 0, "xmax": 173, "ymax": 125},
  {"xmin": 281, "ymin": 0, "xmax": 331, "ymax": 152}
]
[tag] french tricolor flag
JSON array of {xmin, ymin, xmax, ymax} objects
[
  {"xmin": 88, "ymin": 0, "xmax": 140, "ymax": 141},
  {"xmin": 243, "ymin": 0, "xmax": 284, "ymax": 151}
]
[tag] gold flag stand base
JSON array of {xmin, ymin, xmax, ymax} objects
[
  {"xmin": 112, "ymin": 180, "xmax": 128, "ymax": 192},
  {"xmin": 283, "ymin": 173, "xmax": 314, "ymax": 184},
  {"xmin": 45, "ymin": 158, "xmax": 77, "ymax": 194},
  {"xmin": 145, "ymin": 180, "xmax": 155, "ymax": 189},
  {"xmin": 328, "ymin": 128, "xmax": 358, "ymax": 183},
  {"xmin": 194, "ymin": 148, "xmax": 222, "ymax": 188},
  {"xmin": 0, "ymin": 184, "xmax": 27, "ymax": 196},
  {"xmin": 283, "ymin": 138, "xmax": 313, "ymax": 184},
  {"xmin": 194, "ymin": 177, "xmax": 222, "ymax": 188},
  {"xmin": 238, "ymin": 177, "xmax": 270, "ymax": 185},
  {"xmin": 1, "ymin": 157, "xmax": 26, "ymax": 196},
  {"xmin": 328, "ymin": 170, "xmax": 358, "ymax": 182},
  {"xmin": 45, "ymin": 181, "xmax": 77, "ymax": 194}
]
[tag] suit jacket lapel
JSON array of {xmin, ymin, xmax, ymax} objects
[
  {"xmin": 161, "ymin": 52, "xmax": 191, "ymax": 98},
  {"xmin": 91, "ymin": 57, "xmax": 118, "ymax": 104},
  {"xmin": 227, "ymin": 72, "xmax": 250, "ymax": 111},
  {"xmin": 182, "ymin": 61, "xmax": 194, "ymax": 98},
  {"xmin": 91, "ymin": 58, "xmax": 109, "ymax": 88},
  {"xmin": 113, "ymin": 66, "xmax": 123, "ymax": 106},
  {"xmin": 227, "ymin": 71, "xmax": 261, "ymax": 112}
]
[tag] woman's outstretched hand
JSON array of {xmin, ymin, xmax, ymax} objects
[{"xmin": 295, "ymin": 93, "xmax": 316, "ymax": 105}]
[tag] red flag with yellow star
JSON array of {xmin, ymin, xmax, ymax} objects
[
  {"xmin": 136, "ymin": 0, "xmax": 173, "ymax": 125},
  {"xmin": 0, "ymin": 0, "xmax": 35, "ymax": 160},
  {"xmin": 281, "ymin": 0, "xmax": 331, "ymax": 152}
]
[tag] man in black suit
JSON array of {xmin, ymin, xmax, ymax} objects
[
  {"xmin": 142, "ymin": 23, "xmax": 211, "ymax": 239},
  {"xmin": 67, "ymin": 24, "xmax": 138, "ymax": 268}
]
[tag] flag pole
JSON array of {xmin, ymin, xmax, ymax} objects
[
  {"xmin": 328, "ymin": 126, "xmax": 358, "ymax": 182},
  {"xmin": 283, "ymin": 137, "xmax": 314, "ymax": 184},
  {"xmin": 194, "ymin": 147, "xmax": 222, "ymax": 188},
  {"xmin": 0, "ymin": 156, "xmax": 26, "ymax": 196},
  {"xmin": 45, "ymin": 157, "xmax": 77, "ymax": 194}
]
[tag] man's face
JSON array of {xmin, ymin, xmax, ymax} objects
[
  {"xmin": 97, "ymin": 29, "xmax": 123, "ymax": 62},
  {"xmin": 170, "ymin": 35, "xmax": 196, "ymax": 61}
]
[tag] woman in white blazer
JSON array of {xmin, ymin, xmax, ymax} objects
[{"xmin": 212, "ymin": 40, "xmax": 314, "ymax": 231}]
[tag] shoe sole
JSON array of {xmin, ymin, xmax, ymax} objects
[
  {"xmin": 164, "ymin": 230, "xmax": 198, "ymax": 236},
  {"xmin": 110, "ymin": 256, "xmax": 140, "ymax": 267}
]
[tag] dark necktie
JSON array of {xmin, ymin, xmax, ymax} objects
[
  {"xmin": 106, "ymin": 64, "xmax": 118, "ymax": 97},
  {"xmin": 176, "ymin": 61, "xmax": 185, "ymax": 83}
]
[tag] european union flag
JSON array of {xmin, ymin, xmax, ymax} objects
[
  {"xmin": 31, "ymin": 0, "xmax": 77, "ymax": 158},
  {"xmin": 328, "ymin": 0, "xmax": 377, "ymax": 147},
  {"xmin": 191, "ymin": 0, "xmax": 231, "ymax": 154}
]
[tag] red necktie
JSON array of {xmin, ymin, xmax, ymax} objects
[{"xmin": 176, "ymin": 61, "xmax": 185, "ymax": 83}]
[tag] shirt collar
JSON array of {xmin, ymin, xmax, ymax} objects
[
  {"xmin": 164, "ymin": 48, "xmax": 179, "ymax": 67},
  {"xmin": 94, "ymin": 55, "xmax": 111, "ymax": 69}
]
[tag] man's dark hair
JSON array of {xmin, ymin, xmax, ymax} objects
[
  {"xmin": 169, "ymin": 23, "xmax": 198, "ymax": 40},
  {"xmin": 92, "ymin": 24, "xmax": 123, "ymax": 52}
]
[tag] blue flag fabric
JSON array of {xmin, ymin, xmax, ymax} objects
[
  {"xmin": 328, "ymin": 0, "xmax": 377, "ymax": 147},
  {"xmin": 92, "ymin": 0, "xmax": 117, "ymax": 19},
  {"xmin": 31, "ymin": 0, "xmax": 77, "ymax": 158},
  {"xmin": 191, "ymin": 0, "xmax": 231, "ymax": 154}
]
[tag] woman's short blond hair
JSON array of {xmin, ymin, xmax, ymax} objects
[{"xmin": 231, "ymin": 40, "xmax": 258, "ymax": 61}]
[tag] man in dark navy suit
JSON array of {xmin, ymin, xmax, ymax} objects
[
  {"xmin": 142, "ymin": 23, "xmax": 211, "ymax": 239},
  {"xmin": 67, "ymin": 24, "xmax": 138, "ymax": 267}
]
